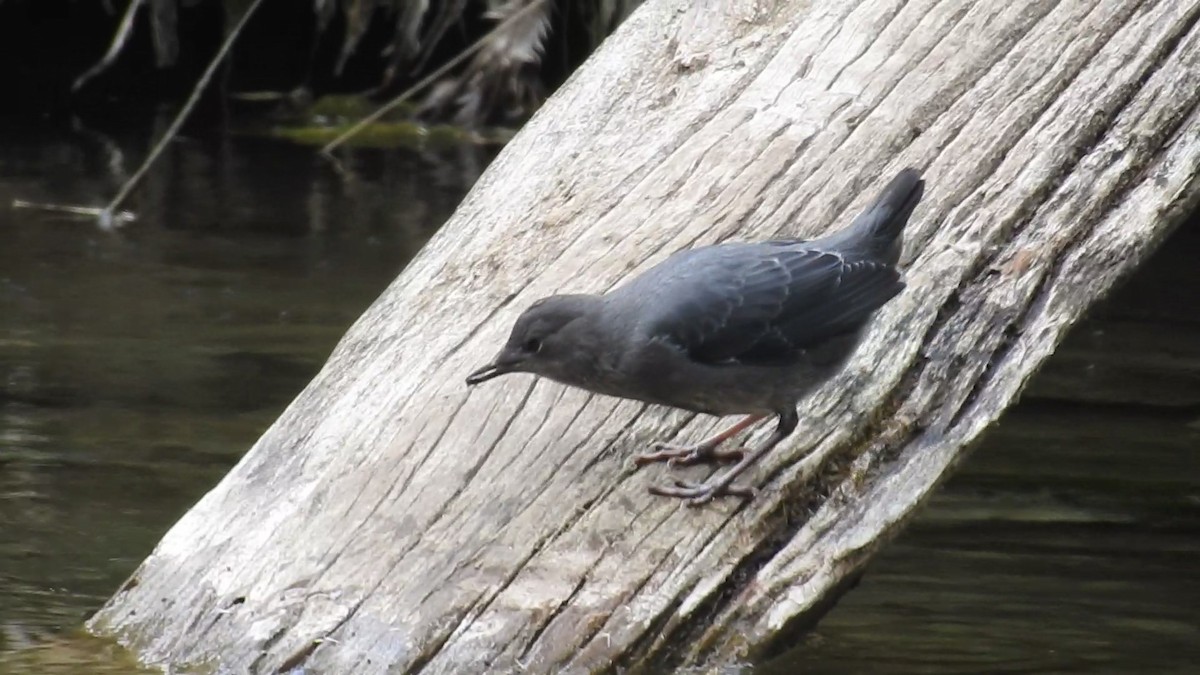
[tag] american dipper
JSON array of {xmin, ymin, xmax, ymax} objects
[{"xmin": 466, "ymin": 168, "xmax": 925, "ymax": 506}]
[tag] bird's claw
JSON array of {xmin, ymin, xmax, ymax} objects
[
  {"xmin": 648, "ymin": 479, "xmax": 757, "ymax": 507},
  {"xmin": 633, "ymin": 442, "xmax": 746, "ymax": 468}
]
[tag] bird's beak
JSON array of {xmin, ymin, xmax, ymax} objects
[{"xmin": 465, "ymin": 360, "xmax": 509, "ymax": 385}]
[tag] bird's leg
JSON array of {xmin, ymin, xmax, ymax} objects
[
  {"xmin": 649, "ymin": 409, "xmax": 799, "ymax": 507},
  {"xmin": 633, "ymin": 414, "xmax": 766, "ymax": 467}
]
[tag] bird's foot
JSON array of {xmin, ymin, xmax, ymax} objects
[
  {"xmin": 633, "ymin": 441, "xmax": 746, "ymax": 468},
  {"xmin": 649, "ymin": 478, "xmax": 757, "ymax": 507}
]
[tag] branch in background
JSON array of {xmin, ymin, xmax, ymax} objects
[
  {"xmin": 149, "ymin": 0, "xmax": 180, "ymax": 68},
  {"xmin": 69, "ymin": 0, "xmax": 644, "ymax": 129},
  {"xmin": 319, "ymin": 0, "xmax": 551, "ymax": 155},
  {"xmin": 73, "ymin": 0, "xmax": 182, "ymax": 93},
  {"xmin": 72, "ymin": 0, "xmax": 148, "ymax": 92},
  {"xmin": 11, "ymin": 200, "xmax": 136, "ymax": 228},
  {"xmin": 313, "ymin": 0, "xmax": 336, "ymax": 33},
  {"xmin": 13, "ymin": 0, "xmax": 265, "ymax": 230},
  {"xmin": 416, "ymin": 0, "xmax": 552, "ymax": 127},
  {"xmin": 334, "ymin": 0, "xmax": 381, "ymax": 75},
  {"xmin": 410, "ymin": 0, "xmax": 470, "ymax": 75},
  {"xmin": 378, "ymin": 0, "xmax": 430, "ymax": 85},
  {"xmin": 98, "ymin": 0, "xmax": 268, "ymax": 226},
  {"xmin": 406, "ymin": 0, "xmax": 644, "ymax": 127}
]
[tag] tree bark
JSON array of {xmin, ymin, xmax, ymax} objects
[{"xmin": 89, "ymin": 0, "xmax": 1200, "ymax": 672}]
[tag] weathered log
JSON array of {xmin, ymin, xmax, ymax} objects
[{"xmin": 89, "ymin": 0, "xmax": 1200, "ymax": 672}]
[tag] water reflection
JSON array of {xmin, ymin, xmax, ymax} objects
[{"xmin": 0, "ymin": 123, "xmax": 496, "ymax": 673}]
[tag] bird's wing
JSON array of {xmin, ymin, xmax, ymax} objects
[{"xmin": 639, "ymin": 242, "xmax": 903, "ymax": 365}]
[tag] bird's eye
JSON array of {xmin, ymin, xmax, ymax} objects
[{"xmin": 523, "ymin": 337, "xmax": 542, "ymax": 353}]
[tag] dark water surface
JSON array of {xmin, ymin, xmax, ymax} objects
[
  {"xmin": 0, "ymin": 125, "xmax": 494, "ymax": 672},
  {"xmin": 1, "ymin": 125, "xmax": 1197, "ymax": 673},
  {"xmin": 768, "ymin": 223, "xmax": 1200, "ymax": 673}
]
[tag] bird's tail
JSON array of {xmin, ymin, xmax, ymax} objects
[{"xmin": 824, "ymin": 167, "xmax": 925, "ymax": 263}]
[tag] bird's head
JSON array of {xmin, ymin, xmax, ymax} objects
[{"xmin": 466, "ymin": 294, "xmax": 603, "ymax": 385}]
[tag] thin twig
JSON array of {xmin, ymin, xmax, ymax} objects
[
  {"xmin": 319, "ymin": 0, "xmax": 549, "ymax": 157},
  {"xmin": 73, "ymin": 0, "xmax": 147, "ymax": 93},
  {"xmin": 12, "ymin": 200, "xmax": 136, "ymax": 228},
  {"xmin": 100, "ymin": 0, "xmax": 267, "ymax": 227}
]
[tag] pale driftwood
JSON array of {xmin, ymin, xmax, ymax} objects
[{"xmin": 88, "ymin": 0, "xmax": 1200, "ymax": 672}]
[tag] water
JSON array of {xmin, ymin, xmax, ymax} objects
[
  {"xmin": 767, "ymin": 223, "xmax": 1200, "ymax": 673},
  {"xmin": 1, "ymin": 123, "xmax": 1197, "ymax": 673},
  {"xmin": 767, "ymin": 405, "xmax": 1200, "ymax": 673},
  {"xmin": 0, "ymin": 123, "xmax": 495, "ymax": 672}
]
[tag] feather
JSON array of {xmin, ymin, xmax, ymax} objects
[{"xmin": 617, "ymin": 241, "xmax": 903, "ymax": 366}]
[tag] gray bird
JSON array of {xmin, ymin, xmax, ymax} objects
[{"xmin": 466, "ymin": 168, "xmax": 925, "ymax": 506}]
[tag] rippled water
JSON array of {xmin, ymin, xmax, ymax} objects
[
  {"xmin": 0, "ymin": 123, "xmax": 495, "ymax": 672},
  {"xmin": 1, "ymin": 122, "xmax": 1197, "ymax": 673}
]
